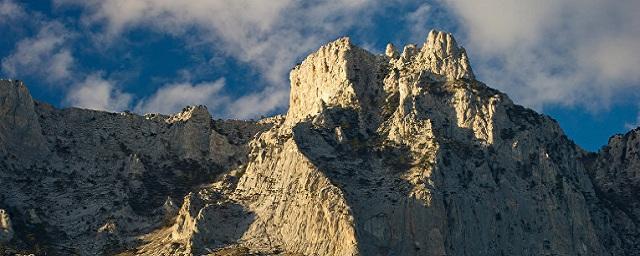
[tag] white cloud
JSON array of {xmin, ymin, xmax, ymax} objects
[
  {"xmin": 55, "ymin": 0, "xmax": 397, "ymax": 117},
  {"xmin": 1, "ymin": 21, "xmax": 74, "ymax": 82},
  {"xmin": 444, "ymin": 0, "xmax": 561, "ymax": 53},
  {"xmin": 65, "ymin": 74, "xmax": 132, "ymax": 112},
  {"xmin": 133, "ymin": 78, "xmax": 289, "ymax": 119},
  {"xmin": 405, "ymin": 4, "xmax": 432, "ymax": 43},
  {"xmin": 135, "ymin": 79, "xmax": 227, "ymax": 115},
  {"xmin": 443, "ymin": 0, "xmax": 640, "ymax": 110},
  {"xmin": 0, "ymin": 0, "xmax": 25, "ymax": 22},
  {"xmin": 227, "ymin": 86, "xmax": 289, "ymax": 119}
]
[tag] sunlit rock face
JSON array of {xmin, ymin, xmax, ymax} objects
[
  {"xmin": 145, "ymin": 30, "xmax": 639, "ymax": 256},
  {"xmin": 1, "ymin": 31, "xmax": 639, "ymax": 256}
]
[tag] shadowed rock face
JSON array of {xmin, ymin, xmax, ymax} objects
[
  {"xmin": 0, "ymin": 79, "xmax": 274, "ymax": 255},
  {"xmin": 0, "ymin": 80, "xmax": 46, "ymax": 158},
  {"xmin": 1, "ymin": 30, "xmax": 639, "ymax": 256},
  {"xmin": 586, "ymin": 128, "xmax": 640, "ymax": 254}
]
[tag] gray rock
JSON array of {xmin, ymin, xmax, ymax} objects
[
  {"xmin": 0, "ymin": 82, "xmax": 273, "ymax": 254},
  {"xmin": 585, "ymin": 127, "xmax": 640, "ymax": 254},
  {"xmin": 0, "ymin": 30, "xmax": 638, "ymax": 255},
  {"xmin": 0, "ymin": 80, "xmax": 46, "ymax": 158}
]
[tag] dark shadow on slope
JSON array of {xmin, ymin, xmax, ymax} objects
[
  {"xmin": 186, "ymin": 200, "xmax": 256, "ymax": 255},
  {"xmin": 291, "ymin": 78, "xmax": 622, "ymax": 256},
  {"xmin": 581, "ymin": 131, "xmax": 640, "ymax": 255},
  {"xmin": 292, "ymin": 105, "xmax": 457, "ymax": 255},
  {"xmin": 0, "ymin": 206, "xmax": 75, "ymax": 255},
  {"xmin": 479, "ymin": 79, "xmax": 638, "ymax": 256},
  {"xmin": 289, "ymin": 77, "xmax": 505, "ymax": 255},
  {"xmin": 2, "ymin": 106, "xmax": 265, "ymax": 255},
  {"xmin": 127, "ymin": 156, "xmax": 225, "ymax": 215},
  {"xmin": 116, "ymin": 197, "xmax": 255, "ymax": 256}
]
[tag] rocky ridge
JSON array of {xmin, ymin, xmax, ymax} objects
[
  {"xmin": 0, "ymin": 30, "xmax": 639, "ymax": 255},
  {"xmin": 0, "ymin": 79, "xmax": 274, "ymax": 254}
]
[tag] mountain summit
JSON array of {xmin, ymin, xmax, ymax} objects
[{"xmin": 1, "ymin": 31, "xmax": 639, "ymax": 255}]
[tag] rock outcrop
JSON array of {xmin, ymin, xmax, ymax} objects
[
  {"xmin": 0, "ymin": 80, "xmax": 46, "ymax": 158},
  {"xmin": 0, "ymin": 209, "xmax": 13, "ymax": 243},
  {"xmin": 0, "ymin": 79, "xmax": 273, "ymax": 255},
  {"xmin": 1, "ymin": 30, "xmax": 639, "ymax": 255},
  {"xmin": 586, "ymin": 127, "xmax": 640, "ymax": 254}
]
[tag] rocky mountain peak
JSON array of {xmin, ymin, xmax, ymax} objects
[
  {"xmin": 424, "ymin": 29, "xmax": 460, "ymax": 58},
  {"xmin": 165, "ymin": 105, "xmax": 211, "ymax": 124},
  {"xmin": 286, "ymin": 30, "xmax": 476, "ymax": 127},
  {"xmin": 409, "ymin": 29, "xmax": 474, "ymax": 81},
  {"xmin": 287, "ymin": 36, "xmax": 380, "ymax": 125},
  {"xmin": 385, "ymin": 43, "xmax": 398, "ymax": 58},
  {"xmin": 1, "ymin": 30, "xmax": 640, "ymax": 256},
  {"xmin": 587, "ymin": 127, "xmax": 640, "ymax": 230},
  {"xmin": 0, "ymin": 79, "xmax": 46, "ymax": 157}
]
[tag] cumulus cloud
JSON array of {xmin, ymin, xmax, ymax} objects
[
  {"xmin": 135, "ymin": 79, "xmax": 228, "ymax": 115},
  {"xmin": 0, "ymin": 0, "xmax": 25, "ymax": 22},
  {"xmin": 65, "ymin": 74, "xmax": 132, "ymax": 112},
  {"xmin": 1, "ymin": 21, "xmax": 74, "ymax": 82},
  {"xmin": 18, "ymin": 0, "xmax": 637, "ymax": 120},
  {"xmin": 405, "ymin": 4, "xmax": 432, "ymax": 42},
  {"xmin": 443, "ymin": 0, "xmax": 640, "ymax": 110},
  {"xmin": 55, "ymin": 0, "xmax": 397, "ymax": 117},
  {"xmin": 0, "ymin": 2, "xmax": 138, "ymax": 113},
  {"xmin": 227, "ymin": 86, "xmax": 289, "ymax": 119}
]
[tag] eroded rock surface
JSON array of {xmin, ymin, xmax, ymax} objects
[
  {"xmin": 0, "ymin": 79, "xmax": 273, "ymax": 255},
  {"xmin": 1, "ymin": 30, "xmax": 639, "ymax": 255},
  {"xmin": 586, "ymin": 128, "xmax": 640, "ymax": 254}
]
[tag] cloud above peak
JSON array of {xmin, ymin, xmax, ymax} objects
[
  {"xmin": 2, "ymin": 21, "xmax": 75, "ymax": 83},
  {"xmin": 63, "ymin": 0, "xmax": 640, "ymax": 114},
  {"xmin": 65, "ymin": 74, "xmax": 132, "ymax": 112},
  {"xmin": 134, "ymin": 79, "xmax": 227, "ymax": 116},
  {"xmin": 444, "ymin": 0, "xmax": 640, "ymax": 109},
  {"xmin": 55, "ymin": 0, "xmax": 397, "ymax": 117},
  {"xmin": 4, "ymin": 0, "xmax": 639, "ymax": 126}
]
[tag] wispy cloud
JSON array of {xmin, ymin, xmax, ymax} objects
[
  {"xmin": 0, "ymin": 0, "xmax": 25, "ymax": 23},
  {"xmin": 65, "ymin": 73, "xmax": 132, "ymax": 112},
  {"xmin": 1, "ymin": 1, "xmax": 137, "ymax": 113},
  {"xmin": 5, "ymin": 0, "xmax": 639, "ymax": 121},
  {"xmin": 55, "ymin": 0, "xmax": 399, "ymax": 117},
  {"xmin": 134, "ymin": 79, "xmax": 227, "ymax": 115},
  {"xmin": 1, "ymin": 21, "xmax": 75, "ymax": 82},
  {"xmin": 443, "ymin": 0, "xmax": 640, "ymax": 110},
  {"xmin": 405, "ymin": 3, "xmax": 432, "ymax": 43}
]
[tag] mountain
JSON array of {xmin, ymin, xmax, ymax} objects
[{"xmin": 0, "ymin": 30, "xmax": 638, "ymax": 256}]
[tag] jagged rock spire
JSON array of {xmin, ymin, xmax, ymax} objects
[
  {"xmin": 0, "ymin": 79, "xmax": 46, "ymax": 157},
  {"xmin": 287, "ymin": 36, "xmax": 380, "ymax": 124},
  {"xmin": 385, "ymin": 43, "xmax": 398, "ymax": 58},
  {"xmin": 419, "ymin": 29, "xmax": 474, "ymax": 80},
  {"xmin": 165, "ymin": 105, "xmax": 211, "ymax": 124},
  {"xmin": 2, "ymin": 28, "xmax": 640, "ymax": 256},
  {"xmin": 286, "ymin": 30, "xmax": 475, "ymax": 125},
  {"xmin": 424, "ymin": 29, "xmax": 460, "ymax": 58}
]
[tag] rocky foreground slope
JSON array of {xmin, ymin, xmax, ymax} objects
[{"xmin": 1, "ymin": 30, "xmax": 639, "ymax": 255}]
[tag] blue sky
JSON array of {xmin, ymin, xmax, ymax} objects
[{"xmin": 1, "ymin": 0, "xmax": 639, "ymax": 151}]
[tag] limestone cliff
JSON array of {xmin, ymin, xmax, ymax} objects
[
  {"xmin": 585, "ymin": 128, "xmax": 640, "ymax": 254},
  {"xmin": 0, "ymin": 79, "xmax": 273, "ymax": 255},
  {"xmin": 1, "ymin": 30, "xmax": 639, "ymax": 256}
]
